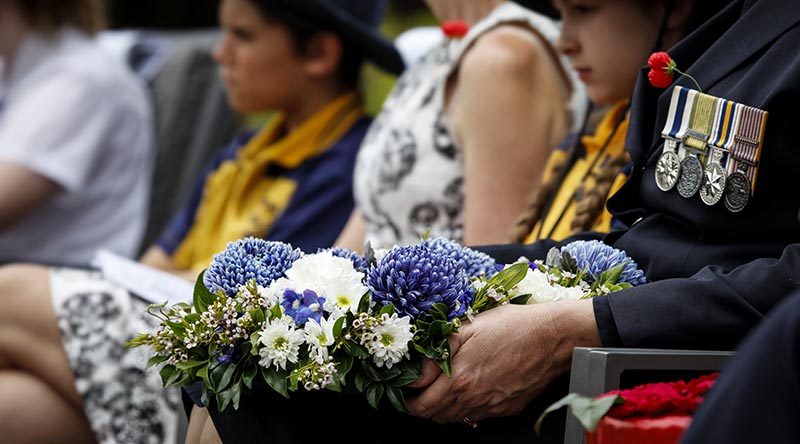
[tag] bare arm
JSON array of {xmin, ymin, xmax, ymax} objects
[
  {"xmin": 333, "ymin": 209, "xmax": 367, "ymax": 253},
  {"xmin": 0, "ymin": 161, "xmax": 61, "ymax": 232},
  {"xmin": 452, "ymin": 25, "xmax": 570, "ymax": 245}
]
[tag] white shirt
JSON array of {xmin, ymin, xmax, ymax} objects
[{"xmin": 0, "ymin": 27, "xmax": 154, "ymax": 266}]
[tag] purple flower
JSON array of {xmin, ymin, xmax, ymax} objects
[
  {"xmin": 317, "ymin": 247, "xmax": 369, "ymax": 274},
  {"xmin": 561, "ymin": 240, "xmax": 647, "ymax": 286},
  {"xmin": 422, "ymin": 237, "xmax": 498, "ymax": 278},
  {"xmin": 281, "ymin": 289, "xmax": 326, "ymax": 325},
  {"xmin": 204, "ymin": 238, "xmax": 302, "ymax": 297},
  {"xmin": 368, "ymin": 244, "xmax": 474, "ymax": 320}
]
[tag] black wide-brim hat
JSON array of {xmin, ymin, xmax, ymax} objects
[{"xmin": 256, "ymin": 0, "xmax": 405, "ymax": 75}]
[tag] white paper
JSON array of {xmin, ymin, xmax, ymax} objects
[{"xmin": 93, "ymin": 250, "xmax": 194, "ymax": 305}]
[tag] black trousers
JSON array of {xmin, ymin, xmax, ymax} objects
[
  {"xmin": 682, "ymin": 290, "xmax": 800, "ymax": 444},
  {"xmin": 187, "ymin": 373, "xmax": 569, "ymax": 444}
]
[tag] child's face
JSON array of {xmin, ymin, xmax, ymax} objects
[{"xmin": 554, "ymin": 0, "xmax": 664, "ymax": 105}]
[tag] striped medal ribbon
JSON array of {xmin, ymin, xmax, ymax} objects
[
  {"xmin": 677, "ymin": 92, "xmax": 716, "ymax": 198},
  {"xmin": 723, "ymin": 104, "xmax": 768, "ymax": 212},
  {"xmin": 656, "ymin": 86, "xmax": 697, "ymax": 192}
]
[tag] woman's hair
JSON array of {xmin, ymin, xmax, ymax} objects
[
  {"xmin": 252, "ymin": 2, "xmax": 365, "ymax": 88},
  {"xmin": 15, "ymin": 0, "xmax": 106, "ymax": 34}
]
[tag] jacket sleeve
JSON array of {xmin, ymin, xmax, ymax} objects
[{"xmin": 594, "ymin": 242, "xmax": 800, "ymax": 350}]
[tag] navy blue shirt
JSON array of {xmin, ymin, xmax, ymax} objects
[{"xmin": 156, "ymin": 117, "xmax": 370, "ymax": 254}]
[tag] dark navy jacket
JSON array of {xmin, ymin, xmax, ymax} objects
[{"xmin": 484, "ymin": 0, "xmax": 800, "ymax": 351}]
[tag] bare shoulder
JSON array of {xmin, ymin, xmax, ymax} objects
[{"xmin": 459, "ymin": 24, "xmax": 554, "ymax": 79}]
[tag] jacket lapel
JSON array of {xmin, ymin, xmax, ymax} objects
[{"xmin": 631, "ymin": 0, "xmax": 800, "ymax": 163}]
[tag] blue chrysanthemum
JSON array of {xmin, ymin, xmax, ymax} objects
[
  {"xmin": 204, "ymin": 237, "xmax": 303, "ymax": 297},
  {"xmin": 422, "ymin": 237, "xmax": 498, "ymax": 278},
  {"xmin": 368, "ymin": 244, "xmax": 474, "ymax": 320},
  {"xmin": 561, "ymin": 240, "xmax": 647, "ymax": 286},
  {"xmin": 317, "ymin": 247, "xmax": 369, "ymax": 274}
]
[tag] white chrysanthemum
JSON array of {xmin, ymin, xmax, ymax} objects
[
  {"xmin": 284, "ymin": 252, "xmax": 368, "ymax": 315},
  {"xmin": 257, "ymin": 317, "xmax": 304, "ymax": 370},
  {"xmin": 304, "ymin": 316, "xmax": 337, "ymax": 363},
  {"xmin": 363, "ymin": 314, "xmax": 413, "ymax": 369},
  {"xmin": 512, "ymin": 268, "xmax": 587, "ymax": 304}
]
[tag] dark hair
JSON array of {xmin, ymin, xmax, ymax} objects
[
  {"xmin": 252, "ymin": 3, "xmax": 365, "ymax": 88},
  {"xmin": 15, "ymin": 0, "xmax": 105, "ymax": 34}
]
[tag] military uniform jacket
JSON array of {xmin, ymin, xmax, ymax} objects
[{"xmin": 484, "ymin": 0, "xmax": 800, "ymax": 350}]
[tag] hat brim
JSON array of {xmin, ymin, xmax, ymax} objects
[{"xmin": 270, "ymin": 0, "xmax": 405, "ymax": 75}]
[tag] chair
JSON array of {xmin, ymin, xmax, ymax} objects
[
  {"xmin": 563, "ymin": 347, "xmax": 734, "ymax": 444},
  {"xmin": 139, "ymin": 30, "xmax": 240, "ymax": 253}
]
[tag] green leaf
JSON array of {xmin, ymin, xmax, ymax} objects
[
  {"xmin": 337, "ymin": 355, "xmax": 354, "ymax": 381},
  {"xmin": 242, "ymin": 365, "xmax": 257, "ymax": 390},
  {"xmin": 357, "ymin": 292, "xmax": 371, "ymax": 313},
  {"xmin": 389, "ymin": 368, "xmax": 421, "ymax": 388},
  {"xmin": 366, "ymin": 383, "xmax": 385, "ymax": 410},
  {"xmin": 378, "ymin": 365, "xmax": 402, "ymax": 381},
  {"xmin": 354, "ymin": 371, "xmax": 370, "ymax": 392},
  {"xmin": 166, "ymin": 321, "xmax": 187, "ymax": 336},
  {"xmin": 346, "ymin": 342, "xmax": 369, "ymax": 358},
  {"xmin": 436, "ymin": 356, "xmax": 452, "ymax": 378},
  {"xmin": 217, "ymin": 365, "xmax": 236, "ymax": 392},
  {"xmin": 379, "ymin": 304, "xmax": 395, "ymax": 316},
  {"xmin": 175, "ymin": 360, "xmax": 206, "ymax": 371},
  {"xmin": 430, "ymin": 303, "xmax": 449, "ymax": 321},
  {"xmin": 216, "ymin": 387, "xmax": 234, "ymax": 412},
  {"xmin": 364, "ymin": 241, "xmax": 377, "ymax": 267},
  {"xmin": 249, "ymin": 308, "xmax": 266, "ymax": 325},
  {"xmin": 160, "ymin": 365, "xmax": 177, "ymax": 385},
  {"xmin": 493, "ymin": 262, "xmax": 529, "ymax": 291},
  {"xmin": 600, "ymin": 263, "xmax": 625, "ymax": 286},
  {"xmin": 197, "ymin": 365, "xmax": 210, "ymax": 386},
  {"xmin": 509, "ymin": 294, "xmax": 532, "ymax": 305},
  {"xmin": 193, "ymin": 270, "xmax": 217, "ymax": 314},
  {"xmin": 147, "ymin": 355, "xmax": 168, "ymax": 367},
  {"xmin": 231, "ymin": 382, "xmax": 242, "ymax": 410},
  {"xmin": 333, "ymin": 316, "xmax": 346, "ymax": 340},
  {"xmin": 269, "ymin": 305, "xmax": 283, "ymax": 321},
  {"xmin": 386, "ymin": 386, "xmax": 409, "ymax": 413},
  {"xmin": 185, "ymin": 311, "xmax": 201, "ymax": 322},
  {"xmin": 362, "ymin": 363, "xmax": 383, "ymax": 382},
  {"xmin": 262, "ymin": 367, "xmax": 289, "ymax": 398},
  {"xmin": 535, "ymin": 393, "xmax": 620, "ymax": 435}
]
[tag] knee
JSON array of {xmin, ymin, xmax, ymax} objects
[{"xmin": 0, "ymin": 264, "xmax": 49, "ymax": 294}]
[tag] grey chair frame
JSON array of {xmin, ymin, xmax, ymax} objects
[{"xmin": 563, "ymin": 347, "xmax": 734, "ymax": 444}]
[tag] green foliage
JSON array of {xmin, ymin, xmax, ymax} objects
[{"xmin": 535, "ymin": 393, "xmax": 622, "ymax": 435}]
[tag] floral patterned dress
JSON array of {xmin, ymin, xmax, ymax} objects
[
  {"xmin": 353, "ymin": 2, "xmax": 585, "ymax": 248},
  {"xmin": 50, "ymin": 268, "xmax": 180, "ymax": 444}
]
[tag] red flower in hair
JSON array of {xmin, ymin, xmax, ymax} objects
[
  {"xmin": 441, "ymin": 20, "xmax": 470, "ymax": 39},
  {"xmin": 647, "ymin": 51, "xmax": 703, "ymax": 91}
]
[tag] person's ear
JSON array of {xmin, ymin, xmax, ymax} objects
[{"xmin": 302, "ymin": 32, "xmax": 343, "ymax": 80}]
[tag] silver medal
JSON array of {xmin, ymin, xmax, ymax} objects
[
  {"xmin": 724, "ymin": 171, "xmax": 751, "ymax": 213},
  {"xmin": 677, "ymin": 155, "xmax": 703, "ymax": 198},
  {"xmin": 699, "ymin": 149, "xmax": 727, "ymax": 206},
  {"xmin": 655, "ymin": 140, "xmax": 681, "ymax": 191}
]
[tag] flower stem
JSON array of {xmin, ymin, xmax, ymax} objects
[{"xmin": 673, "ymin": 68, "xmax": 703, "ymax": 92}]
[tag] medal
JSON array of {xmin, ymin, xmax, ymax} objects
[
  {"xmin": 724, "ymin": 170, "xmax": 751, "ymax": 212},
  {"xmin": 699, "ymin": 147, "xmax": 726, "ymax": 205},
  {"xmin": 722, "ymin": 105, "xmax": 768, "ymax": 213},
  {"xmin": 677, "ymin": 154, "xmax": 704, "ymax": 198},
  {"xmin": 700, "ymin": 99, "xmax": 737, "ymax": 205},
  {"xmin": 656, "ymin": 87, "xmax": 696, "ymax": 191},
  {"xmin": 677, "ymin": 93, "xmax": 716, "ymax": 198}
]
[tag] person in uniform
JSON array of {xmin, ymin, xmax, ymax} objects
[{"xmin": 407, "ymin": 0, "xmax": 800, "ymax": 439}]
